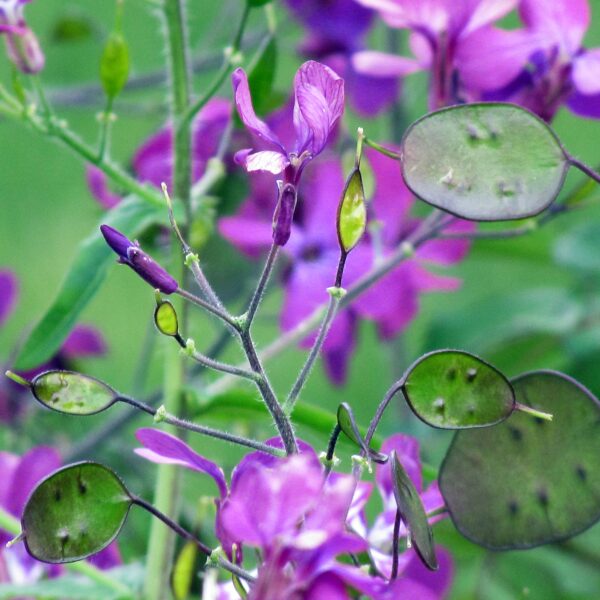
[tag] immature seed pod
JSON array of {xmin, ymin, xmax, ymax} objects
[{"xmin": 337, "ymin": 168, "xmax": 366, "ymax": 253}]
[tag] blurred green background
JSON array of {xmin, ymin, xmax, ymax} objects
[{"xmin": 1, "ymin": 0, "xmax": 600, "ymax": 598}]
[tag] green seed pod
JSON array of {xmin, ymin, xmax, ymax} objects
[
  {"xmin": 337, "ymin": 168, "xmax": 366, "ymax": 253},
  {"xmin": 154, "ymin": 301, "xmax": 180, "ymax": 338},
  {"xmin": 100, "ymin": 29, "xmax": 129, "ymax": 100}
]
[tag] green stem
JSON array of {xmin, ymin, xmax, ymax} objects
[
  {"xmin": 0, "ymin": 507, "xmax": 134, "ymax": 598},
  {"xmin": 97, "ymin": 96, "xmax": 114, "ymax": 161},
  {"xmin": 179, "ymin": 2, "xmax": 251, "ymax": 131},
  {"xmin": 144, "ymin": 1, "xmax": 193, "ymax": 598},
  {"xmin": 245, "ymin": 244, "xmax": 279, "ymax": 330}
]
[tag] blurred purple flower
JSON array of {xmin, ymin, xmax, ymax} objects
[
  {"xmin": 0, "ymin": 0, "xmax": 44, "ymax": 74},
  {"xmin": 232, "ymin": 60, "xmax": 344, "ymax": 179},
  {"xmin": 0, "ymin": 270, "xmax": 106, "ymax": 422},
  {"xmin": 86, "ymin": 98, "xmax": 231, "ymax": 209},
  {"xmin": 481, "ymin": 0, "xmax": 600, "ymax": 120},
  {"xmin": 284, "ymin": 0, "xmax": 399, "ymax": 116},
  {"xmin": 352, "ymin": 0, "xmax": 525, "ymax": 109},
  {"xmin": 0, "ymin": 447, "xmax": 120, "ymax": 584},
  {"xmin": 100, "ymin": 224, "xmax": 179, "ymax": 294},
  {"xmin": 220, "ymin": 149, "xmax": 472, "ymax": 384}
]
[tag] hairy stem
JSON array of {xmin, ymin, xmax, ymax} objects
[{"xmin": 245, "ymin": 244, "xmax": 279, "ymax": 330}]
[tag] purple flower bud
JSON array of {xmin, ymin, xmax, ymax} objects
[
  {"xmin": 100, "ymin": 224, "xmax": 132, "ymax": 258},
  {"xmin": 272, "ymin": 183, "xmax": 297, "ymax": 246},
  {"xmin": 126, "ymin": 246, "xmax": 178, "ymax": 295},
  {"xmin": 100, "ymin": 224, "xmax": 178, "ymax": 294}
]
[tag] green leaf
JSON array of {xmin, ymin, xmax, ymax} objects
[
  {"xmin": 391, "ymin": 450, "xmax": 438, "ymax": 570},
  {"xmin": 401, "ymin": 103, "xmax": 568, "ymax": 221},
  {"xmin": 22, "ymin": 462, "xmax": 132, "ymax": 563},
  {"xmin": 337, "ymin": 169, "xmax": 366, "ymax": 253},
  {"xmin": 247, "ymin": 0, "xmax": 273, "ymax": 7},
  {"xmin": 247, "ymin": 36, "xmax": 277, "ymax": 116},
  {"xmin": 14, "ymin": 196, "xmax": 166, "ymax": 371},
  {"xmin": 402, "ymin": 350, "xmax": 515, "ymax": 428},
  {"xmin": 554, "ymin": 222, "xmax": 600, "ymax": 274},
  {"xmin": 31, "ymin": 370, "xmax": 118, "ymax": 415},
  {"xmin": 439, "ymin": 371, "xmax": 600, "ymax": 549},
  {"xmin": 337, "ymin": 402, "xmax": 387, "ymax": 463}
]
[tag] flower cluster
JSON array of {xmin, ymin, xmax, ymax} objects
[{"xmin": 136, "ymin": 429, "xmax": 452, "ymax": 599}]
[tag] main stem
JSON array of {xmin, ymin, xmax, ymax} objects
[{"xmin": 144, "ymin": 2, "xmax": 192, "ymax": 599}]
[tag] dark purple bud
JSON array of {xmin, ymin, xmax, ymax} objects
[
  {"xmin": 100, "ymin": 224, "xmax": 132, "ymax": 259},
  {"xmin": 272, "ymin": 183, "xmax": 297, "ymax": 246},
  {"xmin": 126, "ymin": 247, "xmax": 178, "ymax": 295}
]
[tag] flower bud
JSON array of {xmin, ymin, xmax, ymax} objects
[
  {"xmin": 272, "ymin": 183, "xmax": 297, "ymax": 246},
  {"xmin": 100, "ymin": 224, "xmax": 178, "ymax": 294},
  {"xmin": 100, "ymin": 31, "xmax": 129, "ymax": 100},
  {"xmin": 4, "ymin": 25, "xmax": 45, "ymax": 74}
]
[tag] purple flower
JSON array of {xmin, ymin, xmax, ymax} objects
[
  {"xmin": 352, "ymin": 0, "xmax": 524, "ymax": 109},
  {"xmin": 100, "ymin": 225, "xmax": 179, "ymax": 294},
  {"xmin": 232, "ymin": 60, "xmax": 344, "ymax": 179},
  {"xmin": 0, "ymin": 447, "xmax": 120, "ymax": 584},
  {"xmin": 284, "ymin": 0, "xmax": 399, "ymax": 116},
  {"xmin": 479, "ymin": 0, "xmax": 600, "ymax": 120},
  {"xmin": 1, "ymin": 270, "xmax": 107, "ymax": 422},
  {"xmin": 86, "ymin": 98, "xmax": 231, "ymax": 209},
  {"xmin": 0, "ymin": 0, "xmax": 44, "ymax": 74},
  {"xmin": 220, "ymin": 149, "xmax": 472, "ymax": 384}
]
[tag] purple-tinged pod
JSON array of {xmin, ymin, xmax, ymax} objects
[
  {"xmin": 272, "ymin": 183, "xmax": 298, "ymax": 246},
  {"xmin": 100, "ymin": 225, "xmax": 178, "ymax": 294}
]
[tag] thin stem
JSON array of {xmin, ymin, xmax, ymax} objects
[
  {"xmin": 0, "ymin": 507, "xmax": 134, "ymax": 598},
  {"xmin": 514, "ymin": 402, "xmax": 553, "ymax": 421},
  {"xmin": 334, "ymin": 251, "xmax": 347, "ymax": 288},
  {"xmin": 186, "ymin": 348, "xmax": 257, "ymax": 381},
  {"xmin": 176, "ymin": 287, "xmax": 237, "ymax": 327},
  {"xmin": 391, "ymin": 509, "xmax": 402, "ymax": 580},
  {"xmin": 364, "ymin": 137, "xmax": 402, "ymax": 160},
  {"xmin": 240, "ymin": 329, "xmax": 298, "ymax": 455},
  {"xmin": 569, "ymin": 156, "xmax": 600, "ymax": 184},
  {"xmin": 326, "ymin": 424, "xmax": 342, "ymax": 462},
  {"xmin": 116, "ymin": 395, "xmax": 284, "ymax": 455},
  {"xmin": 365, "ymin": 379, "xmax": 405, "ymax": 447},
  {"xmin": 97, "ymin": 96, "xmax": 114, "ymax": 161},
  {"xmin": 132, "ymin": 496, "xmax": 256, "ymax": 583},
  {"xmin": 245, "ymin": 244, "xmax": 280, "ymax": 330},
  {"xmin": 145, "ymin": 1, "xmax": 193, "ymax": 597},
  {"xmin": 179, "ymin": 3, "xmax": 251, "ymax": 131},
  {"xmin": 284, "ymin": 293, "xmax": 341, "ymax": 414}
]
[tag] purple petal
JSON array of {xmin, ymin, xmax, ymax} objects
[
  {"xmin": 520, "ymin": 0, "xmax": 590, "ymax": 55},
  {"xmin": 567, "ymin": 89, "xmax": 600, "ymax": 118},
  {"xmin": 133, "ymin": 126, "xmax": 172, "ymax": 189},
  {"xmin": 232, "ymin": 68, "xmax": 284, "ymax": 150},
  {"xmin": 0, "ymin": 452, "xmax": 19, "ymax": 511},
  {"xmin": 397, "ymin": 545, "xmax": 453, "ymax": 598},
  {"xmin": 572, "ymin": 48, "xmax": 600, "ymax": 95},
  {"xmin": 293, "ymin": 60, "xmax": 344, "ymax": 156},
  {"xmin": 5, "ymin": 447, "xmax": 62, "ymax": 520},
  {"xmin": 61, "ymin": 325, "xmax": 107, "ymax": 359},
  {"xmin": 88, "ymin": 542, "xmax": 122, "ymax": 569},
  {"xmin": 306, "ymin": 572, "xmax": 348, "ymax": 600},
  {"xmin": 352, "ymin": 51, "xmax": 422, "ymax": 78},
  {"xmin": 220, "ymin": 454, "xmax": 322, "ymax": 550},
  {"xmin": 322, "ymin": 311, "xmax": 357, "ymax": 385},
  {"xmin": 135, "ymin": 428, "xmax": 227, "ymax": 498},
  {"xmin": 218, "ymin": 215, "xmax": 274, "ymax": 257},
  {"xmin": 347, "ymin": 66, "xmax": 399, "ymax": 117},
  {"xmin": 417, "ymin": 220, "xmax": 473, "ymax": 265},
  {"xmin": 85, "ymin": 166, "xmax": 122, "ymax": 209},
  {"xmin": 461, "ymin": 0, "xmax": 519, "ymax": 37},
  {"xmin": 409, "ymin": 264, "xmax": 461, "ymax": 293},
  {"xmin": 421, "ymin": 481, "xmax": 446, "ymax": 517},
  {"xmin": 242, "ymin": 150, "xmax": 289, "ymax": 174},
  {"xmin": 0, "ymin": 270, "xmax": 18, "ymax": 327},
  {"xmin": 457, "ymin": 27, "xmax": 539, "ymax": 91}
]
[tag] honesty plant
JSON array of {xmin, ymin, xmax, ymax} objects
[{"xmin": 1, "ymin": 1, "xmax": 600, "ymax": 599}]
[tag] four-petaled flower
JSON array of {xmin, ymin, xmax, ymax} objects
[{"xmin": 232, "ymin": 60, "xmax": 344, "ymax": 181}]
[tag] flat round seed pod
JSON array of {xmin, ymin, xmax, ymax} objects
[
  {"xmin": 32, "ymin": 370, "xmax": 119, "ymax": 415},
  {"xmin": 401, "ymin": 103, "xmax": 568, "ymax": 221},
  {"xmin": 439, "ymin": 370, "xmax": 600, "ymax": 549},
  {"xmin": 402, "ymin": 350, "xmax": 515, "ymax": 428},
  {"xmin": 22, "ymin": 462, "xmax": 132, "ymax": 563}
]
